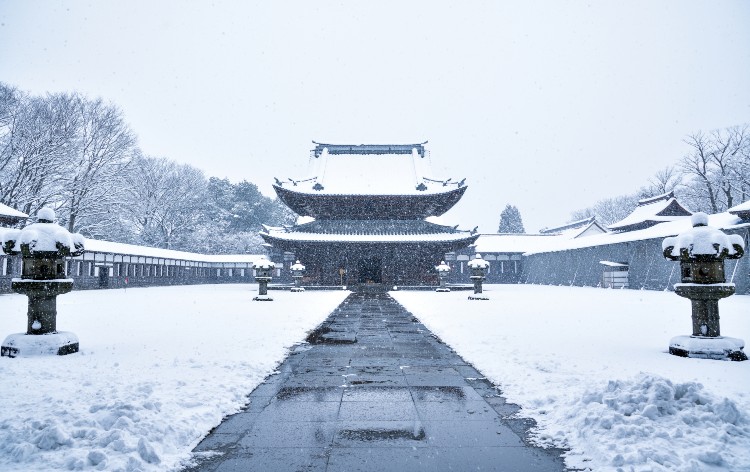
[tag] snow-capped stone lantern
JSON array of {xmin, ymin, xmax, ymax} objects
[
  {"xmin": 290, "ymin": 260, "xmax": 305, "ymax": 292},
  {"xmin": 252, "ymin": 256, "xmax": 275, "ymax": 301},
  {"xmin": 662, "ymin": 212, "xmax": 746, "ymax": 361},
  {"xmin": 435, "ymin": 261, "xmax": 451, "ymax": 292},
  {"xmin": 467, "ymin": 253, "xmax": 490, "ymax": 300},
  {"xmin": 1, "ymin": 208, "xmax": 85, "ymax": 357}
]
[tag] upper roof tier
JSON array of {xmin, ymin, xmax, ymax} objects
[
  {"xmin": 608, "ymin": 192, "xmax": 692, "ymax": 232},
  {"xmin": 273, "ymin": 142, "xmax": 468, "ymax": 219}
]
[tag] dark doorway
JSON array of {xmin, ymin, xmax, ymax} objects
[
  {"xmin": 98, "ymin": 267, "xmax": 109, "ymax": 288},
  {"xmin": 357, "ymin": 257, "xmax": 382, "ymax": 283}
]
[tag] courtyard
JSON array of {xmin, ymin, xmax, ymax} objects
[{"xmin": 0, "ymin": 284, "xmax": 747, "ymax": 471}]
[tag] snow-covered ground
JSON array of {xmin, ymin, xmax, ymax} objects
[
  {"xmin": 0, "ymin": 285, "xmax": 348, "ymax": 472},
  {"xmin": 2, "ymin": 284, "xmax": 748, "ymax": 471},
  {"xmin": 392, "ymin": 285, "xmax": 750, "ymax": 472}
]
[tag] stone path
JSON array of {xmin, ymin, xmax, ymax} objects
[{"xmin": 185, "ymin": 292, "xmax": 567, "ymax": 472}]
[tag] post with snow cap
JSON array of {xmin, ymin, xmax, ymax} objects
[
  {"xmin": 467, "ymin": 254, "xmax": 490, "ymax": 300},
  {"xmin": 662, "ymin": 212, "xmax": 746, "ymax": 361},
  {"xmin": 1, "ymin": 208, "xmax": 85, "ymax": 357},
  {"xmin": 252, "ymin": 256, "xmax": 275, "ymax": 301},
  {"xmin": 435, "ymin": 261, "xmax": 451, "ymax": 292},
  {"xmin": 290, "ymin": 260, "xmax": 305, "ymax": 292}
]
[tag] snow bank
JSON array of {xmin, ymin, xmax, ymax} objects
[
  {"xmin": 0, "ymin": 285, "xmax": 348, "ymax": 471},
  {"xmin": 392, "ymin": 286, "xmax": 750, "ymax": 471},
  {"xmin": 556, "ymin": 374, "xmax": 749, "ymax": 471}
]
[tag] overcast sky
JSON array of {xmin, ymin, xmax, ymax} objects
[{"xmin": 1, "ymin": 1, "xmax": 749, "ymax": 233}]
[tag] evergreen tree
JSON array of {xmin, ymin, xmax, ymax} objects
[{"xmin": 498, "ymin": 204, "xmax": 525, "ymax": 233}]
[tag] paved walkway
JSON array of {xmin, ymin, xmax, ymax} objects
[{"xmin": 185, "ymin": 292, "xmax": 567, "ymax": 472}]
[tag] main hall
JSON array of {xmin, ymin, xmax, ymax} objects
[{"xmin": 260, "ymin": 142, "xmax": 478, "ymax": 287}]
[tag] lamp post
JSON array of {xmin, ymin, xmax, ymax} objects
[
  {"xmin": 436, "ymin": 261, "xmax": 451, "ymax": 292},
  {"xmin": 1, "ymin": 208, "xmax": 85, "ymax": 357},
  {"xmin": 290, "ymin": 260, "xmax": 305, "ymax": 292},
  {"xmin": 253, "ymin": 256, "xmax": 275, "ymax": 301},
  {"xmin": 662, "ymin": 212, "xmax": 746, "ymax": 361},
  {"xmin": 467, "ymin": 253, "xmax": 490, "ymax": 300}
]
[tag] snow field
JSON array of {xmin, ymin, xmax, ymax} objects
[
  {"xmin": 0, "ymin": 285, "xmax": 348, "ymax": 471},
  {"xmin": 391, "ymin": 285, "xmax": 750, "ymax": 472}
]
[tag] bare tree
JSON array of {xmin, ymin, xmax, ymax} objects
[
  {"xmin": 726, "ymin": 125, "xmax": 750, "ymax": 204},
  {"xmin": 570, "ymin": 194, "xmax": 639, "ymax": 228},
  {"xmin": 645, "ymin": 166, "xmax": 680, "ymax": 196},
  {"xmin": 0, "ymin": 88, "xmax": 78, "ymax": 216},
  {"xmin": 120, "ymin": 156, "xmax": 207, "ymax": 249},
  {"xmin": 57, "ymin": 95, "xmax": 137, "ymax": 234},
  {"xmin": 679, "ymin": 125, "xmax": 749, "ymax": 212}
]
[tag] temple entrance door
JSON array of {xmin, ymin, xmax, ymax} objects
[{"xmin": 357, "ymin": 257, "xmax": 382, "ymax": 284}]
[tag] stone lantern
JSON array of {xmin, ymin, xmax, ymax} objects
[
  {"xmin": 1, "ymin": 208, "xmax": 85, "ymax": 357},
  {"xmin": 290, "ymin": 260, "xmax": 305, "ymax": 292},
  {"xmin": 253, "ymin": 256, "xmax": 275, "ymax": 301},
  {"xmin": 662, "ymin": 212, "xmax": 746, "ymax": 361},
  {"xmin": 467, "ymin": 253, "xmax": 490, "ymax": 300},
  {"xmin": 435, "ymin": 261, "xmax": 451, "ymax": 292}
]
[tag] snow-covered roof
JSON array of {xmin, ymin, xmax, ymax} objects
[
  {"xmin": 0, "ymin": 203, "xmax": 28, "ymax": 219},
  {"xmin": 539, "ymin": 217, "xmax": 608, "ymax": 238},
  {"xmin": 275, "ymin": 142, "xmax": 464, "ymax": 196},
  {"xmin": 77, "ymin": 238, "xmax": 264, "ymax": 263},
  {"xmin": 0, "ymin": 227, "xmax": 266, "ymax": 262},
  {"xmin": 473, "ymin": 234, "xmax": 561, "ymax": 254},
  {"xmin": 527, "ymin": 212, "xmax": 746, "ymax": 256},
  {"xmin": 261, "ymin": 219, "xmax": 477, "ymax": 244},
  {"xmin": 608, "ymin": 192, "xmax": 692, "ymax": 232},
  {"xmin": 728, "ymin": 199, "xmax": 750, "ymax": 220}
]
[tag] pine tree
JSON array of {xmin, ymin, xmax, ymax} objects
[{"xmin": 498, "ymin": 204, "xmax": 525, "ymax": 233}]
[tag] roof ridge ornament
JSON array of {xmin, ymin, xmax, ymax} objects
[{"xmin": 638, "ymin": 191, "xmax": 675, "ymax": 206}]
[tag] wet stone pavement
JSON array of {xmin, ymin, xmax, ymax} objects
[{"xmin": 185, "ymin": 292, "xmax": 567, "ymax": 472}]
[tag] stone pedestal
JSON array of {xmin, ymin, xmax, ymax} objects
[
  {"xmin": 674, "ymin": 283, "xmax": 734, "ymax": 337},
  {"xmin": 291, "ymin": 276, "xmax": 305, "ymax": 292},
  {"xmin": 436, "ymin": 261, "xmax": 451, "ymax": 292},
  {"xmin": 669, "ymin": 283, "xmax": 745, "ymax": 360},
  {"xmin": 1, "ymin": 279, "xmax": 79, "ymax": 357},
  {"xmin": 253, "ymin": 277, "xmax": 273, "ymax": 301},
  {"xmin": 669, "ymin": 335, "xmax": 747, "ymax": 361},
  {"xmin": 1, "ymin": 332, "xmax": 79, "ymax": 358},
  {"xmin": 12, "ymin": 279, "xmax": 73, "ymax": 334},
  {"xmin": 468, "ymin": 276, "xmax": 489, "ymax": 300}
]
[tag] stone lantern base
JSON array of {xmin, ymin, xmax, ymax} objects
[
  {"xmin": 1, "ymin": 332, "xmax": 79, "ymax": 358},
  {"xmin": 669, "ymin": 335, "xmax": 747, "ymax": 361}
]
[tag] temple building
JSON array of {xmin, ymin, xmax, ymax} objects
[
  {"xmin": 608, "ymin": 192, "xmax": 692, "ymax": 232},
  {"xmin": 0, "ymin": 203, "xmax": 27, "ymax": 228},
  {"xmin": 260, "ymin": 142, "xmax": 478, "ymax": 287}
]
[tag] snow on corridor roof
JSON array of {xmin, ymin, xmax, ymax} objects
[
  {"xmin": 526, "ymin": 212, "xmax": 747, "ymax": 255},
  {"xmin": 80, "ymin": 238, "xmax": 263, "ymax": 263},
  {"xmin": 0, "ymin": 203, "xmax": 28, "ymax": 219}
]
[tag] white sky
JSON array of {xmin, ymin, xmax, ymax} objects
[{"xmin": 1, "ymin": 1, "xmax": 749, "ymax": 233}]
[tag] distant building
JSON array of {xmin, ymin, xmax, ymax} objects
[
  {"xmin": 539, "ymin": 216, "xmax": 608, "ymax": 238},
  {"xmin": 525, "ymin": 205, "xmax": 750, "ymax": 294},
  {"xmin": 608, "ymin": 192, "xmax": 692, "ymax": 232},
  {"xmin": 729, "ymin": 200, "xmax": 750, "ymax": 221},
  {"xmin": 0, "ymin": 203, "xmax": 28, "ymax": 227},
  {"xmin": 448, "ymin": 218, "xmax": 607, "ymax": 284},
  {"xmin": 261, "ymin": 142, "xmax": 478, "ymax": 287}
]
